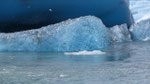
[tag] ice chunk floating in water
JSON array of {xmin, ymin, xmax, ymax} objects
[
  {"xmin": 0, "ymin": 16, "xmax": 111, "ymax": 52},
  {"xmin": 65, "ymin": 50, "xmax": 106, "ymax": 55}
]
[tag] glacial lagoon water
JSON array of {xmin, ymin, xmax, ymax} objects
[
  {"xmin": 0, "ymin": 0, "xmax": 150, "ymax": 84},
  {"xmin": 1, "ymin": 41, "xmax": 150, "ymax": 84}
]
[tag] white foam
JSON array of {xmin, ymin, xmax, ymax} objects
[{"xmin": 64, "ymin": 50, "xmax": 106, "ymax": 55}]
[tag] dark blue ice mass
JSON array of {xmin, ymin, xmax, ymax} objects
[{"xmin": 0, "ymin": 0, "xmax": 134, "ymax": 32}]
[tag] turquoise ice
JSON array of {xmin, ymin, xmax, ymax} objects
[{"xmin": 0, "ymin": 16, "xmax": 111, "ymax": 52}]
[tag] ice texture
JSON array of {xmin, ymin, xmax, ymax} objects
[
  {"xmin": 0, "ymin": 16, "xmax": 111, "ymax": 52},
  {"xmin": 130, "ymin": 0, "xmax": 150, "ymax": 22},
  {"xmin": 110, "ymin": 24, "xmax": 131, "ymax": 42},
  {"xmin": 130, "ymin": 18, "xmax": 150, "ymax": 41},
  {"xmin": 129, "ymin": 0, "xmax": 150, "ymax": 41},
  {"xmin": 1, "ymin": 13, "xmax": 150, "ymax": 52}
]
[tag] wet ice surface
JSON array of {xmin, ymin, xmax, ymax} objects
[{"xmin": 1, "ymin": 41, "xmax": 150, "ymax": 84}]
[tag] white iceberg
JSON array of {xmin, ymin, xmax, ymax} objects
[{"xmin": 130, "ymin": 0, "xmax": 150, "ymax": 22}]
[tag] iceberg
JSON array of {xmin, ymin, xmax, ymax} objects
[
  {"xmin": 130, "ymin": 0, "xmax": 150, "ymax": 22},
  {"xmin": 130, "ymin": 18, "xmax": 150, "ymax": 41},
  {"xmin": 0, "ymin": 0, "xmax": 134, "ymax": 32},
  {"xmin": 0, "ymin": 15, "xmax": 149, "ymax": 52},
  {"xmin": 129, "ymin": 0, "xmax": 150, "ymax": 41},
  {"xmin": 0, "ymin": 16, "xmax": 111, "ymax": 52}
]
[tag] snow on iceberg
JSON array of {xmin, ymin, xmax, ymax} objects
[
  {"xmin": 130, "ymin": 0, "xmax": 150, "ymax": 22},
  {"xmin": 0, "ymin": 16, "xmax": 111, "ymax": 52}
]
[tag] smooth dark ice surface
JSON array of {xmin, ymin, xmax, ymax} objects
[{"xmin": 0, "ymin": 0, "xmax": 134, "ymax": 32}]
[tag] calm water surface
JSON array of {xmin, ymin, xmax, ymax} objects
[{"xmin": 0, "ymin": 41, "xmax": 150, "ymax": 84}]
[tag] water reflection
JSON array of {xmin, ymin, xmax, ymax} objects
[
  {"xmin": 1, "ymin": 41, "xmax": 150, "ymax": 84},
  {"xmin": 0, "ymin": 45, "xmax": 131, "ymax": 65}
]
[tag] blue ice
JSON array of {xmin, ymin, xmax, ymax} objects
[
  {"xmin": 130, "ymin": 18, "xmax": 150, "ymax": 41},
  {"xmin": 0, "ymin": 14, "xmax": 150, "ymax": 52},
  {"xmin": 0, "ymin": 16, "xmax": 111, "ymax": 52},
  {"xmin": 0, "ymin": 0, "xmax": 134, "ymax": 32},
  {"xmin": 129, "ymin": 0, "xmax": 150, "ymax": 41}
]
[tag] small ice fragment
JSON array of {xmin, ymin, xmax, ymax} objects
[
  {"xmin": 64, "ymin": 50, "xmax": 106, "ymax": 55},
  {"xmin": 2, "ymin": 69, "xmax": 6, "ymax": 71},
  {"xmin": 59, "ymin": 74, "xmax": 67, "ymax": 78}
]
